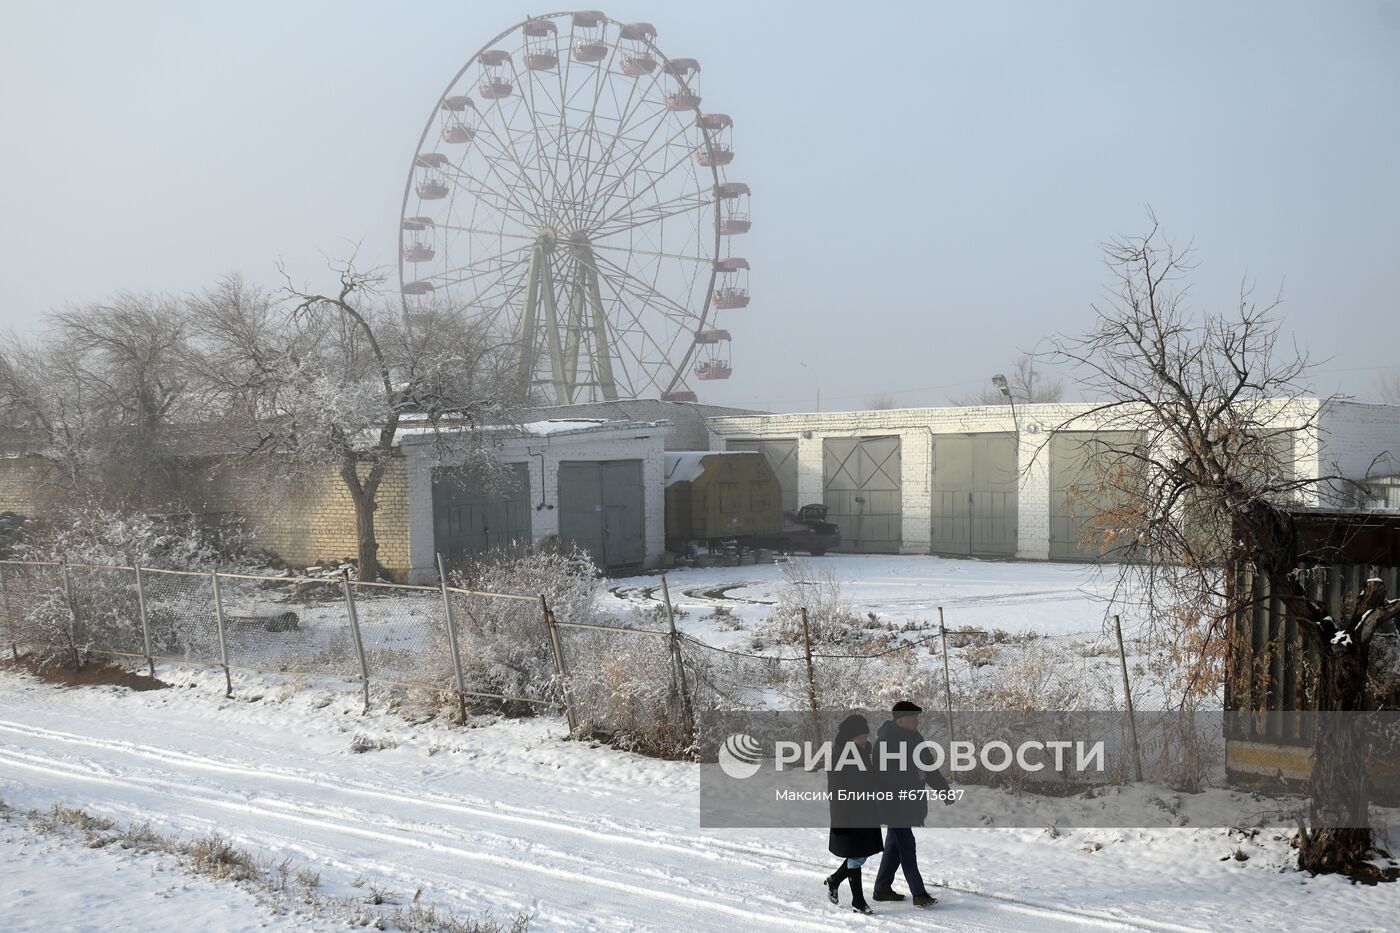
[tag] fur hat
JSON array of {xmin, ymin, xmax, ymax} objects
[{"xmin": 892, "ymin": 701, "xmax": 923, "ymax": 716}]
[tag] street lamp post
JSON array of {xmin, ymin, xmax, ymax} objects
[{"xmin": 992, "ymin": 373, "xmax": 1020, "ymax": 433}]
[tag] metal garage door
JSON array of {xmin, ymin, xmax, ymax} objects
[
  {"xmin": 432, "ymin": 462, "xmax": 531, "ymax": 563},
  {"xmin": 1049, "ymin": 432, "xmax": 1141, "ymax": 561},
  {"xmin": 931, "ymin": 433, "xmax": 1018, "ymax": 557},
  {"xmin": 558, "ymin": 460, "xmax": 646, "ymax": 568},
  {"xmin": 725, "ymin": 438, "xmax": 798, "ymax": 514},
  {"xmin": 823, "ymin": 436, "xmax": 901, "ymax": 553}
]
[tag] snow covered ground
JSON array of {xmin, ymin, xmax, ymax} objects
[
  {"xmin": 3, "ymin": 662, "xmax": 1397, "ymax": 933},
  {"xmin": 2, "ymin": 814, "xmax": 332, "ymax": 933},
  {"xmin": 605, "ymin": 555, "xmax": 1125, "ymax": 648}
]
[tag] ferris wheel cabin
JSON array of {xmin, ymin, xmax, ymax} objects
[
  {"xmin": 713, "ymin": 257, "xmax": 750, "ymax": 309},
  {"xmin": 440, "ymin": 96, "xmax": 477, "ymax": 144},
  {"xmin": 572, "ymin": 11, "xmax": 609, "ymax": 63},
  {"xmin": 478, "ymin": 50, "xmax": 514, "ymax": 99},
  {"xmin": 402, "ymin": 216, "xmax": 436, "ymax": 264},
  {"xmin": 663, "ymin": 58, "xmax": 701, "ymax": 111},
  {"xmin": 523, "ymin": 18, "xmax": 559, "ymax": 71},
  {"xmin": 695, "ymin": 113, "xmax": 734, "ymax": 166},
  {"xmin": 695, "ymin": 360, "xmax": 732, "ymax": 381},
  {"xmin": 620, "ymin": 22, "xmax": 658, "ymax": 75},
  {"xmin": 414, "ymin": 153, "xmax": 450, "ymax": 200},
  {"xmin": 716, "ymin": 182, "xmax": 751, "ymax": 235}
]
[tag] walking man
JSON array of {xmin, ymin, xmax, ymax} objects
[{"xmin": 872, "ymin": 700, "xmax": 949, "ymax": 908}]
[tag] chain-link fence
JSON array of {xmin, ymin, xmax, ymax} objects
[
  {"xmin": 0, "ymin": 559, "xmax": 556, "ymax": 718},
  {"xmin": 0, "ymin": 559, "xmax": 1180, "ymax": 763}
]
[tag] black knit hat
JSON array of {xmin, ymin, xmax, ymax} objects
[
  {"xmin": 892, "ymin": 701, "xmax": 923, "ymax": 716},
  {"xmin": 834, "ymin": 713, "xmax": 871, "ymax": 746}
]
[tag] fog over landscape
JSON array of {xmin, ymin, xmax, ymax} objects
[{"xmin": 2, "ymin": 0, "xmax": 1397, "ymax": 411}]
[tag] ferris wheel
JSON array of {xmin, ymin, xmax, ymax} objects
[{"xmin": 399, "ymin": 11, "xmax": 751, "ymax": 405}]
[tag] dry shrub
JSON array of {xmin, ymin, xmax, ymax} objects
[
  {"xmin": 566, "ymin": 627, "xmax": 691, "ymax": 757},
  {"xmin": 771, "ymin": 559, "xmax": 860, "ymax": 645},
  {"xmin": 445, "ymin": 546, "xmax": 605, "ymax": 711},
  {"xmin": 185, "ymin": 832, "xmax": 259, "ymax": 881}
]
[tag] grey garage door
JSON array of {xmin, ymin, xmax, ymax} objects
[
  {"xmin": 1049, "ymin": 432, "xmax": 1141, "ymax": 562},
  {"xmin": 558, "ymin": 460, "xmax": 646, "ymax": 568},
  {"xmin": 725, "ymin": 438, "xmax": 798, "ymax": 514},
  {"xmin": 432, "ymin": 462, "xmax": 531, "ymax": 563},
  {"xmin": 823, "ymin": 436, "xmax": 902, "ymax": 553},
  {"xmin": 931, "ymin": 433, "xmax": 1018, "ymax": 557}
]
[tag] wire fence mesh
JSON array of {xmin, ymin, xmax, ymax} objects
[{"xmin": 0, "ymin": 559, "xmax": 1185, "ymax": 761}]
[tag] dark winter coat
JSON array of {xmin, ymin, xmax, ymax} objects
[
  {"xmin": 874, "ymin": 719, "xmax": 951, "ymax": 828},
  {"xmin": 827, "ymin": 715, "xmax": 885, "ymax": 860}
]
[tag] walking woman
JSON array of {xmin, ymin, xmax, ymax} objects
[{"xmin": 824, "ymin": 713, "xmax": 883, "ymax": 915}]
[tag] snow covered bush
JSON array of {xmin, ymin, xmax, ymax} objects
[
  {"xmin": 16, "ymin": 502, "xmax": 251, "ymax": 571},
  {"xmin": 441, "ymin": 545, "xmax": 605, "ymax": 714},
  {"xmin": 800, "ymin": 645, "xmax": 945, "ymax": 714},
  {"xmin": 4, "ymin": 503, "xmax": 251, "ymax": 664},
  {"xmin": 770, "ymin": 559, "xmax": 862, "ymax": 645},
  {"xmin": 562, "ymin": 626, "xmax": 692, "ymax": 756}
]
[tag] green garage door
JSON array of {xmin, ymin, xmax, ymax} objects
[
  {"xmin": 725, "ymin": 438, "xmax": 798, "ymax": 514},
  {"xmin": 558, "ymin": 460, "xmax": 646, "ymax": 568},
  {"xmin": 931, "ymin": 433, "xmax": 1018, "ymax": 557},
  {"xmin": 823, "ymin": 436, "xmax": 901, "ymax": 553},
  {"xmin": 432, "ymin": 462, "xmax": 531, "ymax": 563},
  {"xmin": 1049, "ymin": 432, "xmax": 1141, "ymax": 561}
]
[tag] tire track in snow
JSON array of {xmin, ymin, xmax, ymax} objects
[
  {"xmin": 0, "ymin": 719, "xmax": 1206, "ymax": 933},
  {"xmin": 0, "ymin": 744, "xmax": 856, "ymax": 933}
]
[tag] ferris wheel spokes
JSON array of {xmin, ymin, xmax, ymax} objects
[{"xmin": 400, "ymin": 12, "xmax": 746, "ymax": 403}]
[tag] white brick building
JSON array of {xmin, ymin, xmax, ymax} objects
[
  {"xmin": 399, "ymin": 420, "xmax": 667, "ymax": 582},
  {"xmin": 706, "ymin": 400, "xmax": 1400, "ymax": 561}
]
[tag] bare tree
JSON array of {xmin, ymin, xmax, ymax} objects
[
  {"xmin": 1043, "ymin": 217, "xmax": 1397, "ymax": 880},
  {"xmin": 866, "ymin": 393, "xmax": 897, "ymax": 410},
  {"xmin": 0, "ymin": 334, "xmax": 92, "ymax": 487},
  {"xmin": 1372, "ymin": 370, "xmax": 1400, "ymax": 406},
  {"xmin": 954, "ymin": 353, "xmax": 1064, "ymax": 406},
  {"xmin": 0, "ymin": 295, "xmax": 193, "ymax": 504},
  {"xmin": 193, "ymin": 263, "xmax": 519, "ymax": 582}
]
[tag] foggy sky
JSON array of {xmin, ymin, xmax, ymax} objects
[{"xmin": 2, "ymin": 1, "xmax": 1396, "ymax": 412}]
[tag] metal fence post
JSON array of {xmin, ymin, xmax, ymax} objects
[
  {"xmin": 210, "ymin": 572, "xmax": 233, "ymax": 698},
  {"xmin": 61, "ymin": 562, "xmax": 82, "ymax": 670},
  {"xmin": 660, "ymin": 574, "xmax": 696, "ymax": 745},
  {"xmin": 0, "ymin": 563, "xmax": 15, "ymax": 662},
  {"xmin": 340, "ymin": 570, "xmax": 371, "ymax": 713},
  {"xmin": 541, "ymin": 595, "xmax": 579, "ymax": 735},
  {"xmin": 435, "ymin": 553, "xmax": 468, "ymax": 725},
  {"xmin": 799, "ymin": 607, "xmax": 821, "ymax": 743},
  {"xmin": 938, "ymin": 607, "xmax": 954, "ymax": 743},
  {"xmin": 1113, "ymin": 614, "xmax": 1144, "ymax": 782},
  {"xmin": 133, "ymin": 565, "xmax": 154, "ymax": 678}
]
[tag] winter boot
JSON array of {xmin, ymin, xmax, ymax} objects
[
  {"xmin": 911, "ymin": 893, "xmax": 938, "ymax": 908},
  {"xmin": 825, "ymin": 863, "xmax": 849, "ymax": 905},
  {"xmin": 847, "ymin": 868, "xmax": 874, "ymax": 915},
  {"xmin": 872, "ymin": 888, "xmax": 906, "ymax": 902}
]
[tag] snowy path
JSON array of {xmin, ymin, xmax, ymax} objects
[{"xmin": 0, "ymin": 669, "xmax": 1387, "ymax": 932}]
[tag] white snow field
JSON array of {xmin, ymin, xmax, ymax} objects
[
  {"xmin": 2, "ymin": 813, "xmax": 334, "ymax": 933},
  {"xmin": 605, "ymin": 555, "xmax": 1127, "ymax": 648},
  {"xmin": 3, "ymin": 660, "xmax": 1397, "ymax": 933}
]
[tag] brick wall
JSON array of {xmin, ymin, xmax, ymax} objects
[
  {"xmin": 194, "ymin": 459, "xmax": 412, "ymax": 580},
  {"xmin": 0, "ymin": 456, "xmax": 69, "ymax": 517},
  {"xmin": 1318, "ymin": 401, "xmax": 1400, "ymax": 503}
]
